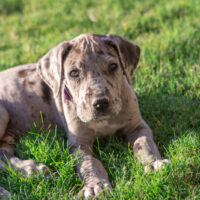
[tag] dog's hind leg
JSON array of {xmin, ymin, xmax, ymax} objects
[
  {"xmin": 0, "ymin": 104, "xmax": 49, "ymax": 176},
  {"xmin": 0, "ymin": 105, "xmax": 11, "ymax": 199},
  {"xmin": 0, "ymin": 105, "xmax": 10, "ymax": 140},
  {"xmin": 0, "ymin": 104, "xmax": 15, "ymax": 170},
  {"xmin": 0, "ymin": 104, "xmax": 14, "ymax": 169},
  {"xmin": 0, "ymin": 142, "xmax": 49, "ymax": 178}
]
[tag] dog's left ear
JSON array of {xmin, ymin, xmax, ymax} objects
[
  {"xmin": 37, "ymin": 41, "xmax": 72, "ymax": 97},
  {"xmin": 106, "ymin": 34, "xmax": 140, "ymax": 84}
]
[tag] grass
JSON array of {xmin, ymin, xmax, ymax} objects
[{"xmin": 0, "ymin": 0, "xmax": 200, "ymax": 199}]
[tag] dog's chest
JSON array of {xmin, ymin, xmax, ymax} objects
[{"xmin": 89, "ymin": 120, "xmax": 126, "ymax": 136}]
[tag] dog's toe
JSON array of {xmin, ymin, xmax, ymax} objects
[
  {"xmin": 145, "ymin": 159, "xmax": 169, "ymax": 173},
  {"xmin": 24, "ymin": 162, "xmax": 49, "ymax": 176},
  {"xmin": 153, "ymin": 159, "xmax": 169, "ymax": 171},
  {"xmin": 36, "ymin": 163, "xmax": 50, "ymax": 174},
  {"xmin": 11, "ymin": 159, "xmax": 49, "ymax": 176},
  {"xmin": 78, "ymin": 179, "xmax": 112, "ymax": 199}
]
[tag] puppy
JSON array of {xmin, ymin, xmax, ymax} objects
[{"xmin": 0, "ymin": 34, "xmax": 168, "ymax": 198}]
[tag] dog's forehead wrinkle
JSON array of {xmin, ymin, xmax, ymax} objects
[
  {"xmin": 72, "ymin": 35, "xmax": 101, "ymax": 53},
  {"xmin": 72, "ymin": 34, "xmax": 117, "ymax": 58},
  {"xmin": 69, "ymin": 40, "xmax": 118, "ymax": 74}
]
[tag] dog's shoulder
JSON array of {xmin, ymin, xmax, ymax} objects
[{"xmin": 0, "ymin": 63, "xmax": 57, "ymax": 134}]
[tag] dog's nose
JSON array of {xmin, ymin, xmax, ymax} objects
[{"xmin": 93, "ymin": 98, "xmax": 109, "ymax": 111}]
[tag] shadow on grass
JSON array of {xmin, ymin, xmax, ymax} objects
[
  {"xmin": 138, "ymin": 92, "xmax": 200, "ymax": 152},
  {"xmin": 0, "ymin": 0, "xmax": 23, "ymax": 15},
  {"xmin": 93, "ymin": 91, "xmax": 200, "ymax": 199},
  {"xmin": 92, "ymin": 90, "xmax": 200, "ymax": 159},
  {"xmin": 0, "ymin": 90, "xmax": 199, "ymax": 199}
]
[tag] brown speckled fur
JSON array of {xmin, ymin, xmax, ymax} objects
[{"xmin": 0, "ymin": 34, "xmax": 168, "ymax": 199}]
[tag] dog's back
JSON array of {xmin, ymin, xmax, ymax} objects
[{"xmin": 0, "ymin": 64, "xmax": 60, "ymax": 138}]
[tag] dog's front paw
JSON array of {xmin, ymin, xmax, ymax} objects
[
  {"xmin": 145, "ymin": 159, "xmax": 169, "ymax": 173},
  {"xmin": 10, "ymin": 158, "xmax": 49, "ymax": 176},
  {"xmin": 78, "ymin": 179, "xmax": 112, "ymax": 199},
  {"xmin": 21, "ymin": 161, "xmax": 49, "ymax": 176}
]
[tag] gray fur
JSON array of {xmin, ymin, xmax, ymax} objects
[
  {"xmin": 0, "ymin": 186, "xmax": 10, "ymax": 200},
  {"xmin": 0, "ymin": 33, "xmax": 168, "ymax": 199}
]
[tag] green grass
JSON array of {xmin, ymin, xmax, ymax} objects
[{"xmin": 0, "ymin": 0, "xmax": 200, "ymax": 199}]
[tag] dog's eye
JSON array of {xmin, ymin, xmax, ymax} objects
[
  {"xmin": 70, "ymin": 69, "xmax": 80, "ymax": 78},
  {"xmin": 109, "ymin": 63, "xmax": 118, "ymax": 73}
]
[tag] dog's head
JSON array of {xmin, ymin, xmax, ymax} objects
[{"xmin": 37, "ymin": 34, "xmax": 140, "ymax": 123}]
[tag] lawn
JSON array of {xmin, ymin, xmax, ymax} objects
[{"xmin": 0, "ymin": 0, "xmax": 200, "ymax": 199}]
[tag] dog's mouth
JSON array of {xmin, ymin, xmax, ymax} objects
[{"xmin": 93, "ymin": 110, "xmax": 111, "ymax": 122}]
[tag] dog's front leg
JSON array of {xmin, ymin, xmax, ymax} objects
[
  {"xmin": 124, "ymin": 121, "xmax": 169, "ymax": 172},
  {"xmin": 70, "ymin": 144, "xmax": 111, "ymax": 199}
]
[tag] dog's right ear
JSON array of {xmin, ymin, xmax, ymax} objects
[{"xmin": 37, "ymin": 41, "xmax": 72, "ymax": 97}]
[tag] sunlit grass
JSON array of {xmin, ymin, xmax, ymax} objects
[{"xmin": 0, "ymin": 0, "xmax": 200, "ymax": 199}]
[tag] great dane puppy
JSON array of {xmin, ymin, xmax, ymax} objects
[{"xmin": 0, "ymin": 34, "xmax": 168, "ymax": 198}]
